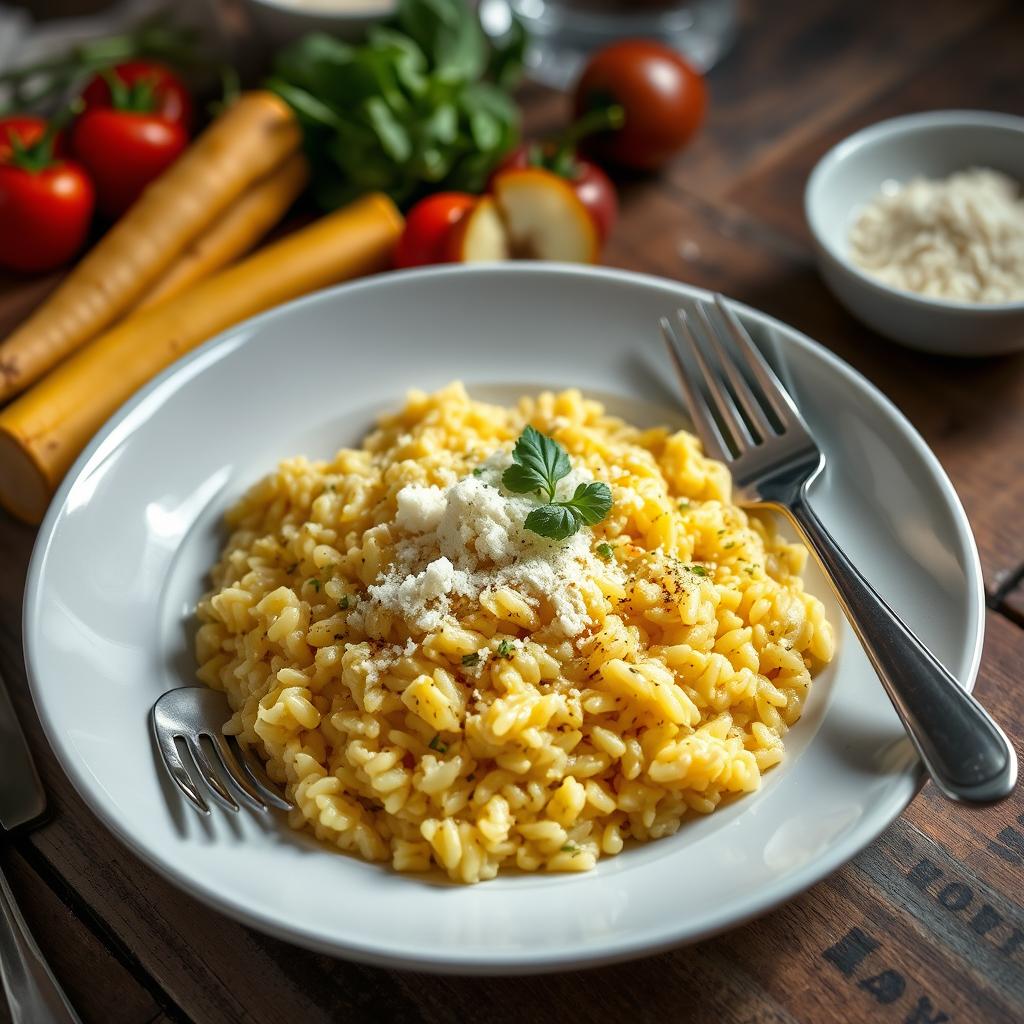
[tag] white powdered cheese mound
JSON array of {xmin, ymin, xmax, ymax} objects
[
  {"xmin": 848, "ymin": 167, "xmax": 1024, "ymax": 302},
  {"xmin": 355, "ymin": 454, "xmax": 620, "ymax": 638}
]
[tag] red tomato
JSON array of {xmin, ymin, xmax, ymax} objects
[
  {"xmin": 574, "ymin": 40, "xmax": 706, "ymax": 170},
  {"xmin": 491, "ymin": 144, "xmax": 617, "ymax": 243},
  {"xmin": 394, "ymin": 192, "xmax": 477, "ymax": 268},
  {"xmin": 81, "ymin": 60, "xmax": 194, "ymax": 132},
  {"xmin": 0, "ymin": 159, "xmax": 94, "ymax": 272},
  {"xmin": 72, "ymin": 109, "xmax": 188, "ymax": 218}
]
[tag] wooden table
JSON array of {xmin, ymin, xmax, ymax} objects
[{"xmin": 1, "ymin": 1, "xmax": 1023, "ymax": 1021}]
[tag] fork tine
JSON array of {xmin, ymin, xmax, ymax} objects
[
  {"xmin": 699, "ymin": 301, "xmax": 776, "ymax": 440},
  {"xmin": 712, "ymin": 294, "xmax": 805, "ymax": 431},
  {"xmin": 183, "ymin": 735, "xmax": 240, "ymax": 812},
  {"xmin": 660, "ymin": 315, "xmax": 731, "ymax": 461},
  {"xmin": 152, "ymin": 717, "xmax": 210, "ymax": 815},
  {"xmin": 208, "ymin": 732, "xmax": 291, "ymax": 812},
  {"xmin": 682, "ymin": 300, "xmax": 759, "ymax": 451},
  {"xmin": 232, "ymin": 738, "xmax": 294, "ymax": 811}
]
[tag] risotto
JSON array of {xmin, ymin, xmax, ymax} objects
[{"xmin": 196, "ymin": 384, "xmax": 834, "ymax": 882}]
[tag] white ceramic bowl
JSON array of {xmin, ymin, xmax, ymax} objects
[
  {"xmin": 243, "ymin": 0, "xmax": 395, "ymax": 44},
  {"xmin": 804, "ymin": 110, "xmax": 1024, "ymax": 357},
  {"xmin": 24, "ymin": 265, "xmax": 984, "ymax": 973}
]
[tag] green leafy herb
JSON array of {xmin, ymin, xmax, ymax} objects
[
  {"xmin": 428, "ymin": 734, "xmax": 448, "ymax": 753},
  {"xmin": 501, "ymin": 427, "xmax": 613, "ymax": 541},
  {"xmin": 502, "ymin": 424, "xmax": 571, "ymax": 502},
  {"xmin": 339, "ymin": 595, "xmax": 352, "ymax": 609},
  {"xmin": 307, "ymin": 577, "xmax": 321, "ymax": 591},
  {"xmin": 560, "ymin": 842, "xmax": 581, "ymax": 854},
  {"xmin": 523, "ymin": 482, "xmax": 613, "ymax": 541},
  {"xmin": 471, "ymin": 466, "xmax": 485, "ymax": 477},
  {"xmin": 677, "ymin": 499, "xmax": 690, "ymax": 510},
  {"xmin": 723, "ymin": 542, "xmax": 735, "ymax": 550},
  {"xmin": 687, "ymin": 564, "xmax": 710, "ymax": 578},
  {"xmin": 596, "ymin": 542, "xmax": 614, "ymax": 561},
  {"xmin": 461, "ymin": 652, "xmax": 480, "ymax": 667},
  {"xmin": 497, "ymin": 639, "xmax": 515, "ymax": 659},
  {"xmin": 268, "ymin": 0, "xmax": 523, "ymax": 209}
]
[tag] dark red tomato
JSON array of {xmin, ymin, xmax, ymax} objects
[
  {"xmin": 0, "ymin": 116, "xmax": 65, "ymax": 163},
  {"xmin": 491, "ymin": 144, "xmax": 617, "ymax": 243},
  {"xmin": 394, "ymin": 192, "xmax": 477, "ymax": 268},
  {"xmin": 80, "ymin": 60, "xmax": 194, "ymax": 132},
  {"xmin": 574, "ymin": 40, "xmax": 706, "ymax": 170},
  {"xmin": 72, "ymin": 109, "xmax": 188, "ymax": 218},
  {"xmin": 0, "ymin": 159, "xmax": 94, "ymax": 272}
]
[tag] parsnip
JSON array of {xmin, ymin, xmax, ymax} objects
[
  {"xmin": 0, "ymin": 91, "xmax": 301, "ymax": 403},
  {"xmin": 133, "ymin": 153, "xmax": 309, "ymax": 313},
  {"xmin": 0, "ymin": 193, "xmax": 403, "ymax": 524}
]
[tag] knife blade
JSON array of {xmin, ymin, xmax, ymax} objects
[{"xmin": 0, "ymin": 667, "xmax": 45, "ymax": 831}]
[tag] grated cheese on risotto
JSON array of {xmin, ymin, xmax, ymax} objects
[
  {"xmin": 848, "ymin": 167, "xmax": 1024, "ymax": 302},
  {"xmin": 196, "ymin": 384, "xmax": 834, "ymax": 882},
  {"xmin": 352, "ymin": 452, "xmax": 618, "ymax": 639}
]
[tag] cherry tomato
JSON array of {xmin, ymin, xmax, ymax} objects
[
  {"xmin": 0, "ymin": 116, "xmax": 67, "ymax": 163},
  {"xmin": 394, "ymin": 192, "xmax": 477, "ymax": 268},
  {"xmin": 574, "ymin": 40, "xmax": 706, "ymax": 170},
  {"xmin": 0, "ymin": 117, "xmax": 46, "ymax": 163},
  {"xmin": 80, "ymin": 60, "xmax": 194, "ymax": 132},
  {"xmin": 72, "ymin": 109, "xmax": 188, "ymax": 218},
  {"xmin": 0, "ymin": 158, "xmax": 94, "ymax": 273},
  {"xmin": 491, "ymin": 144, "xmax": 617, "ymax": 243}
]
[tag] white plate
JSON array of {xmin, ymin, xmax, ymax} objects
[{"xmin": 25, "ymin": 265, "xmax": 983, "ymax": 974}]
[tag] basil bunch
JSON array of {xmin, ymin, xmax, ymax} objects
[{"xmin": 269, "ymin": 0, "xmax": 525, "ymax": 210}]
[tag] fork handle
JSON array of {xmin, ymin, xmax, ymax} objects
[
  {"xmin": 0, "ymin": 862, "xmax": 82, "ymax": 1024},
  {"xmin": 784, "ymin": 489, "xmax": 1017, "ymax": 804}
]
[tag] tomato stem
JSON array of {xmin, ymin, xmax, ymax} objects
[
  {"xmin": 100, "ymin": 68, "xmax": 158, "ymax": 113},
  {"xmin": 561, "ymin": 103, "xmax": 626, "ymax": 149},
  {"xmin": 529, "ymin": 103, "xmax": 625, "ymax": 180}
]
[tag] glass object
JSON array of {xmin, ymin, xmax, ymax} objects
[{"xmin": 479, "ymin": 0, "xmax": 738, "ymax": 89}]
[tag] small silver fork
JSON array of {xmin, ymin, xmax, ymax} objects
[
  {"xmin": 661, "ymin": 294, "xmax": 1016, "ymax": 805},
  {"xmin": 152, "ymin": 688, "xmax": 291, "ymax": 815}
]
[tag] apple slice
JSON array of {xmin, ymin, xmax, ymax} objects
[
  {"xmin": 491, "ymin": 167, "xmax": 600, "ymax": 263},
  {"xmin": 444, "ymin": 195, "xmax": 510, "ymax": 262}
]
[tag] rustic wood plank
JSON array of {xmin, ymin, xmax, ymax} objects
[
  {"xmin": 669, "ymin": 0, "xmax": 1007, "ymax": 200},
  {"xmin": 719, "ymin": 2, "xmax": 1024, "ymax": 243},
  {"xmin": 0, "ymin": 843, "xmax": 163, "ymax": 1024},
  {"xmin": 903, "ymin": 612, "xmax": 1024, "ymax": 900},
  {"xmin": 999, "ymin": 578, "xmax": 1024, "ymax": 628}
]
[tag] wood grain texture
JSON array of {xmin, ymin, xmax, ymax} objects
[
  {"xmin": 669, "ymin": 0, "xmax": 1006, "ymax": 200},
  {"xmin": 1000, "ymin": 578, "xmax": 1024, "ymax": 628},
  {"xmin": 0, "ymin": 1, "xmax": 1023, "ymax": 1021},
  {"xmin": 720, "ymin": 3, "xmax": 1024, "ymax": 242},
  {"xmin": 0, "ymin": 844, "xmax": 162, "ymax": 1024}
]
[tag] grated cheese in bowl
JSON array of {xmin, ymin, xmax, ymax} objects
[{"xmin": 848, "ymin": 168, "xmax": 1024, "ymax": 303}]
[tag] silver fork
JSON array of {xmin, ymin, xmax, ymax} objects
[
  {"xmin": 661, "ymin": 294, "xmax": 1016, "ymax": 805},
  {"xmin": 152, "ymin": 688, "xmax": 291, "ymax": 815}
]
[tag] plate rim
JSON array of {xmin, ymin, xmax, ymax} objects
[{"xmin": 22, "ymin": 262, "xmax": 985, "ymax": 973}]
